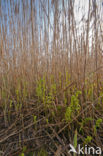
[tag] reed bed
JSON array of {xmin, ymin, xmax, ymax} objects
[{"xmin": 0, "ymin": 0, "xmax": 103, "ymax": 155}]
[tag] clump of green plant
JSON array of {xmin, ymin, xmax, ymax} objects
[
  {"xmin": 36, "ymin": 76, "xmax": 57, "ymax": 108},
  {"xmin": 84, "ymin": 136, "xmax": 92, "ymax": 145},
  {"xmin": 65, "ymin": 106, "xmax": 72, "ymax": 122},
  {"xmin": 65, "ymin": 91, "xmax": 81, "ymax": 122},
  {"xmin": 14, "ymin": 80, "xmax": 24, "ymax": 112},
  {"xmin": 36, "ymin": 76, "xmax": 49, "ymax": 105},
  {"xmin": 94, "ymin": 118, "xmax": 102, "ymax": 134}
]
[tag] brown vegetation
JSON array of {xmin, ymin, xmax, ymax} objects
[{"xmin": 0, "ymin": 0, "xmax": 103, "ymax": 155}]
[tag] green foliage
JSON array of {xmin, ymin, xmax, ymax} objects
[
  {"xmin": 94, "ymin": 118, "xmax": 102, "ymax": 134},
  {"xmin": 1, "ymin": 89, "xmax": 7, "ymax": 99},
  {"xmin": 65, "ymin": 71, "xmax": 70, "ymax": 87},
  {"xmin": 22, "ymin": 146, "xmax": 27, "ymax": 153},
  {"xmin": 36, "ymin": 78, "xmax": 44, "ymax": 101},
  {"xmin": 84, "ymin": 136, "xmax": 92, "ymax": 145},
  {"xmin": 36, "ymin": 77, "xmax": 49, "ymax": 105},
  {"xmin": 16, "ymin": 89, "xmax": 20, "ymax": 102},
  {"xmin": 20, "ymin": 153, "xmax": 24, "ymax": 156},
  {"xmin": 51, "ymin": 111, "xmax": 55, "ymax": 117},
  {"xmin": 14, "ymin": 80, "xmax": 28, "ymax": 111},
  {"xmin": 36, "ymin": 76, "xmax": 47, "ymax": 106},
  {"xmin": 46, "ymin": 118, "xmax": 49, "ymax": 124},
  {"xmin": 65, "ymin": 106, "xmax": 72, "ymax": 122},
  {"xmin": 45, "ymin": 95, "xmax": 52, "ymax": 105},
  {"xmin": 95, "ymin": 118, "xmax": 102, "ymax": 127},
  {"xmin": 33, "ymin": 115, "xmax": 37, "ymax": 129},
  {"xmin": 19, "ymin": 145, "xmax": 27, "ymax": 156},
  {"xmin": 47, "ymin": 82, "xmax": 57, "ymax": 106},
  {"xmin": 27, "ymin": 152, "xmax": 34, "ymax": 156},
  {"xmin": 79, "ymin": 117, "xmax": 93, "ymax": 132},
  {"xmin": 19, "ymin": 152, "xmax": 25, "ymax": 156},
  {"xmin": 50, "ymin": 83, "xmax": 57, "ymax": 96},
  {"xmin": 65, "ymin": 91, "xmax": 81, "ymax": 122},
  {"xmin": 36, "ymin": 76, "xmax": 57, "ymax": 108},
  {"xmin": 74, "ymin": 129, "xmax": 77, "ymax": 149},
  {"xmin": 73, "ymin": 129, "xmax": 77, "ymax": 156},
  {"xmin": 33, "ymin": 115, "xmax": 37, "ymax": 123},
  {"xmin": 87, "ymin": 84, "xmax": 94, "ymax": 100},
  {"xmin": 9, "ymin": 100, "xmax": 13, "ymax": 108},
  {"xmin": 38, "ymin": 148, "xmax": 48, "ymax": 156},
  {"xmin": 70, "ymin": 91, "xmax": 81, "ymax": 112}
]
